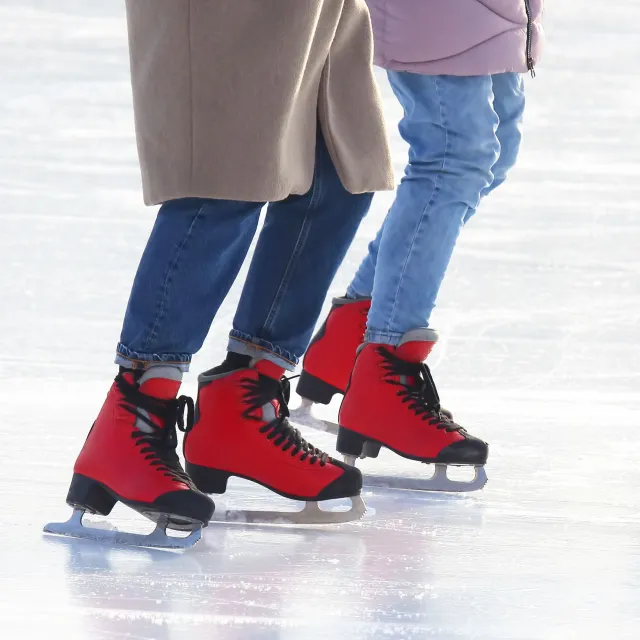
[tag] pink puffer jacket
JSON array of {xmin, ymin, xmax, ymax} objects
[{"xmin": 366, "ymin": 0, "xmax": 545, "ymax": 76}]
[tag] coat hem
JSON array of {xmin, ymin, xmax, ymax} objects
[
  {"xmin": 376, "ymin": 59, "xmax": 537, "ymax": 76},
  {"xmin": 141, "ymin": 178, "xmax": 392, "ymax": 206}
]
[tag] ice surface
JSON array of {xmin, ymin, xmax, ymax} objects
[{"xmin": 1, "ymin": 1, "xmax": 639, "ymax": 638}]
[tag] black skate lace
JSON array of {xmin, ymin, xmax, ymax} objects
[
  {"xmin": 240, "ymin": 375, "xmax": 329, "ymax": 465},
  {"xmin": 116, "ymin": 373, "xmax": 195, "ymax": 484},
  {"xmin": 359, "ymin": 306, "xmax": 368, "ymax": 335},
  {"xmin": 378, "ymin": 347, "xmax": 463, "ymax": 433}
]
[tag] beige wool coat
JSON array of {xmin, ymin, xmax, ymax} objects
[{"xmin": 124, "ymin": 0, "xmax": 394, "ymax": 205}]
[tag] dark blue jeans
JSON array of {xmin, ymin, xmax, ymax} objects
[{"xmin": 116, "ymin": 134, "xmax": 372, "ymax": 372}]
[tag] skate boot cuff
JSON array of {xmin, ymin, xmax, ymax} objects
[
  {"xmin": 199, "ymin": 353, "xmax": 252, "ymax": 380},
  {"xmin": 198, "ymin": 354, "xmax": 284, "ymax": 384},
  {"xmin": 395, "ymin": 328, "xmax": 439, "ymax": 362},
  {"xmin": 331, "ymin": 295, "xmax": 372, "ymax": 306},
  {"xmin": 251, "ymin": 358, "xmax": 285, "ymax": 380},
  {"xmin": 139, "ymin": 366, "xmax": 183, "ymax": 385}
]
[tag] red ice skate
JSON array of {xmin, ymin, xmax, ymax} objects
[
  {"xmin": 184, "ymin": 354, "xmax": 365, "ymax": 524},
  {"xmin": 298, "ymin": 297, "xmax": 371, "ymax": 403},
  {"xmin": 292, "ymin": 297, "xmax": 369, "ymax": 433},
  {"xmin": 337, "ymin": 329, "xmax": 489, "ymax": 492},
  {"xmin": 292, "ymin": 297, "xmax": 452, "ymax": 436},
  {"xmin": 44, "ymin": 367, "xmax": 214, "ymax": 548}
]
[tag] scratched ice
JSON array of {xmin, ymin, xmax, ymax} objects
[{"xmin": 1, "ymin": 1, "xmax": 639, "ymax": 638}]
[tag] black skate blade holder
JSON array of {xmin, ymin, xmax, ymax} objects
[{"xmin": 43, "ymin": 509, "xmax": 202, "ymax": 550}]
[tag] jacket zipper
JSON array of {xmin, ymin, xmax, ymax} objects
[{"xmin": 523, "ymin": 0, "xmax": 536, "ymax": 77}]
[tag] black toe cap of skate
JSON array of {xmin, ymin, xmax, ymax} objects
[
  {"xmin": 436, "ymin": 435, "xmax": 488, "ymax": 465},
  {"xmin": 316, "ymin": 460, "xmax": 363, "ymax": 500},
  {"xmin": 151, "ymin": 489, "xmax": 215, "ymax": 527}
]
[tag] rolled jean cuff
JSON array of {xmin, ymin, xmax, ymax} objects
[
  {"xmin": 115, "ymin": 343, "xmax": 192, "ymax": 372},
  {"xmin": 227, "ymin": 331, "xmax": 297, "ymax": 372},
  {"xmin": 364, "ymin": 330, "xmax": 404, "ymax": 347}
]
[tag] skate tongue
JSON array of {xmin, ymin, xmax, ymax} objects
[
  {"xmin": 138, "ymin": 366, "xmax": 182, "ymax": 400},
  {"xmin": 252, "ymin": 358, "xmax": 285, "ymax": 381},
  {"xmin": 249, "ymin": 359, "xmax": 287, "ymax": 420}
]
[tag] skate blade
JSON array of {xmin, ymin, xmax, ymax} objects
[
  {"xmin": 209, "ymin": 495, "xmax": 366, "ymax": 525},
  {"xmin": 345, "ymin": 457, "xmax": 488, "ymax": 493},
  {"xmin": 43, "ymin": 509, "xmax": 202, "ymax": 549},
  {"xmin": 289, "ymin": 399, "xmax": 339, "ymax": 435}
]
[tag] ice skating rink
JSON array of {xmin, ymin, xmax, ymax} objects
[{"xmin": 1, "ymin": 2, "xmax": 639, "ymax": 638}]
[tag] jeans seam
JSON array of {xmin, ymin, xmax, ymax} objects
[
  {"xmin": 385, "ymin": 75, "xmax": 449, "ymax": 334},
  {"xmin": 143, "ymin": 204, "xmax": 204, "ymax": 351},
  {"xmin": 261, "ymin": 172, "xmax": 320, "ymax": 334}
]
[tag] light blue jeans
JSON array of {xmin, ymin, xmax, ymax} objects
[{"xmin": 347, "ymin": 71, "xmax": 525, "ymax": 345}]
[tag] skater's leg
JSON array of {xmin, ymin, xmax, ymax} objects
[
  {"xmin": 228, "ymin": 131, "xmax": 373, "ymax": 370},
  {"xmin": 336, "ymin": 73, "xmax": 501, "ymax": 486},
  {"xmin": 63, "ymin": 197, "xmax": 268, "ymax": 538},
  {"xmin": 348, "ymin": 74, "xmax": 523, "ymax": 306},
  {"xmin": 117, "ymin": 198, "xmax": 264, "ymax": 371},
  {"xmin": 366, "ymin": 72, "xmax": 500, "ymax": 344},
  {"xmin": 462, "ymin": 72, "xmax": 526, "ymax": 225},
  {"xmin": 289, "ymin": 136, "xmax": 377, "ymax": 400},
  {"xmin": 184, "ymin": 132, "xmax": 371, "ymax": 518},
  {"xmin": 299, "ymin": 75, "xmax": 502, "ymax": 404},
  {"xmin": 319, "ymin": 74, "xmax": 523, "ymax": 411}
]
